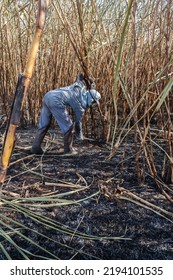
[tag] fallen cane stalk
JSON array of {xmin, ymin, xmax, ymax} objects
[
  {"xmin": 9, "ymin": 154, "xmax": 33, "ymax": 167},
  {"xmin": 1, "ymin": 190, "xmax": 20, "ymax": 198},
  {"xmin": 114, "ymin": 187, "xmax": 173, "ymax": 220},
  {"xmin": 44, "ymin": 181, "xmax": 88, "ymax": 190},
  {"xmin": 118, "ymin": 195, "xmax": 173, "ymax": 224}
]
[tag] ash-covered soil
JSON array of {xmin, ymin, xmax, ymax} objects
[{"xmin": 0, "ymin": 128, "xmax": 173, "ymax": 260}]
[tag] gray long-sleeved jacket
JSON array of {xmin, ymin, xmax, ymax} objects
[{"xmin": 41, "ymin": 79, "xmax": 101, "ymax": 134}]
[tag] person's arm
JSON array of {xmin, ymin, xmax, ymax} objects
[
  {"xmin": 75, "ymin": 120, "xmax": 84, "ymax": 140},
  {"xmin": 74, "ymin": 109, "xmax": 84, "ymax": 140}
]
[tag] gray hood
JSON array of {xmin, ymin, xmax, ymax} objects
[{"xmin": 80, "ymin": 89, "xmax": 101, "ymax": 109}]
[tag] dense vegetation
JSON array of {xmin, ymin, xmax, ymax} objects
[{"xmin": 1, "ymin": 0, "xmax": 173, "ymax": 183}]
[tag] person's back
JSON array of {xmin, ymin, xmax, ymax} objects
[
  {"xmin": 30, "ymin": 74, "xmax": 101, "ymax": 155},
  {"xmin": 43, "ymin": 80, "xmax": 86, "ymax": 118}
]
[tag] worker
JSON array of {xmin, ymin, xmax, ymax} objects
[{"xmin": 30, "ymin": 74, "xmax": 101, "ymax": 155}]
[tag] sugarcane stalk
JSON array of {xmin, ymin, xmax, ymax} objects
[
  {"xmin": 0, "ymin": 0, "xmax": 50, "ymax": 183},
  {"xmin": 53, "ymin": 0, "xmax": 106, "ymax": 139}
]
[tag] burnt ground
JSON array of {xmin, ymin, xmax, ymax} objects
[{"xmin": 0, "ymin": 128, "xmax": 173, "ymax": 260}]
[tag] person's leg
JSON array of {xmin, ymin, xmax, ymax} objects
[
  {"xmin": 63, "ymin": 125, "xmax": 74, "ymax": 153},
  {"xmin": 51, "ymin": 106, "xmax": 76, "ymax": 154},
  {"xmin": 30, "ymin": 103, "xmax": 52, "ymax": 154}
]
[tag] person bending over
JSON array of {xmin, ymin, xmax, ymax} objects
[{"xmin": 30, "ymin": 74, "xmax": 101, "ymax": 155}]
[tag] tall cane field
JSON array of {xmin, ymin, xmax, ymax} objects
[{"xmin": 0, "ymin": 0, "xmax": 173, "ymax": 260}]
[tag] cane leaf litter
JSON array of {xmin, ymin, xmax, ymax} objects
[{"xmin": 0, "ymin": 128, "xmax": 173, "ymax": 260}]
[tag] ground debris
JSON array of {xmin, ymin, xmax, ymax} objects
[{"xmin": 0, "ymin": 128, "xmax": 173, "ymax": 260}]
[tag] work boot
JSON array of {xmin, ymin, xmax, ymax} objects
[
  {"xmin": 64, "ymin": 126, "xmax": 77, "ymax": 154},
  {"xmin": 30, "ymin": 127, "xmax": 48, "ymax": 154}
]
